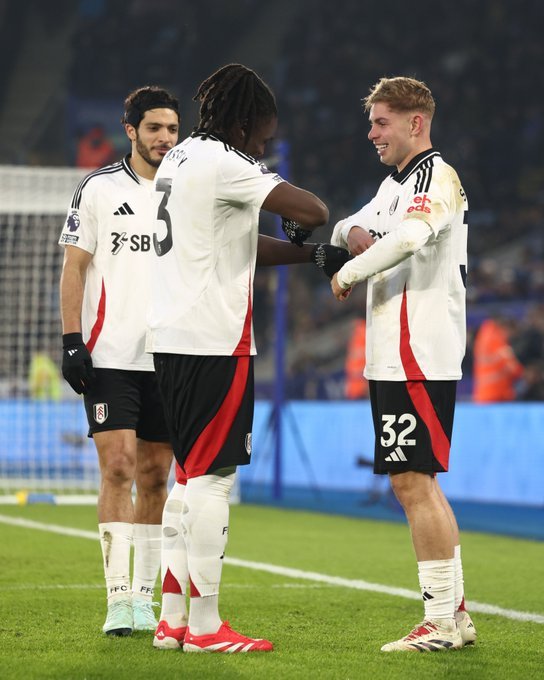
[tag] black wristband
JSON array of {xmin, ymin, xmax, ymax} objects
[{"xmin": 63, "ymin": 332, "xmax": 84, "ymax": 348}]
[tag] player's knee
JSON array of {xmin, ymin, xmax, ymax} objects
[
  {"xmin": 102, "ymin": 453, "xmax": 135, "ymax": 486},
  {"xmin": 137, "ymin": 461, "xmax": 170, "ymax": 493},
  {"xmin": 389, "ymin": 471, "xmax": 430, "ymax": 507}
]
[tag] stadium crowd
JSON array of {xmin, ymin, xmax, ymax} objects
[
  {"xmin": 271, "ymin": 0, "xmax": 544, "ymax": 400},
  {"xmin": 8, "ymin": 0, "xmax": 542, "ymax": 401}
]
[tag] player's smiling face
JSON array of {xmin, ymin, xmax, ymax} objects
[
  {"xmin": 132, "ymin": 108, "xmax": 180, "ymax": 168},
  {"xmin": 367, "ymin": 102, "xmax": 416, "ymax": 172}
]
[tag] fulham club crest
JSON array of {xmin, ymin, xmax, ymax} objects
[
  {"xmin": 245, "ymin": 433, "xmax": 252, "ymax": 456},
  {"xmin": 93, "ymin": 403, "xmax": 108, "ymax": 424}
]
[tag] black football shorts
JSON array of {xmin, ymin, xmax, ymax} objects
[
  {"xmin": 369, "ymin": 380, "xmax": 457, "ymax": 475},
  {"xmin": 83, "ymin": 368, "xmax": 170, "ymax": 442},
  {"xmin": 153, "ymin": 353, "xmax": 254, "ymax": 478}
]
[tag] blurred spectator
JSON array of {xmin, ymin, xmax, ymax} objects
[
  {"xmin": 472, "ymin": 317, "xmax": 524, "ymax": 402},
  {"xmin": 75, "ymin": 124, "xmax": 115, "ymax": 168},
  {"xmin": 28, "ymin": 350, "xmax": 62, "ymax": 400},
  {"xmin": 344, "ymin": 318, "xmax": 368, "ymax": 399},
  {"xmin": 517, "ymin": 361, "xmax": 544, "ymax": 401},
  {"xmin": 511, "ymin": 304, "xmax": 544, "ymax": 365}
]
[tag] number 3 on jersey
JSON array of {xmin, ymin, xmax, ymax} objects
[
  {"xmin": 153, "ymin": 177, "xmax": 173, "ymax": 256},
  {"xmin": 380, "ymin": 413, "xmax": 417, "ymax": 447}
]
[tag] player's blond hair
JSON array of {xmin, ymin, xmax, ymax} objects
[{"xmin": 363, "ymin": 77, "xmax": 435, "ymax": 117}]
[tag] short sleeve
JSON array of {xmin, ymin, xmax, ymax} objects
[
  {"xmin": 58, "ymin": 182, "xmax": 98, "ymax": 253},
  {"xmin": 216, "ymin": 153, "xmax": 285, "ymax": 209}
]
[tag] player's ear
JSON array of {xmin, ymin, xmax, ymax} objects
[
  {"xmin": 410, "ymin": 114, "xmax": 423, "ymax": 136},
  {"xmin": 124, "ymin": 123, "xmax": 137, "ymax": 141}
]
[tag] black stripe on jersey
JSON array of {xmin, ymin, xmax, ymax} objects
[
  {"xmin": 231, "ymin": 148, "xmax": 257, "ymax": 165},
  {"xmin": 460, "ymin": 264, "xmax": 467, "ymax": 288},
  {"xmin": 413, "ymin": 158, "xmax": 434, "ymax": 194},
  {"xmin": 71, "ymin": 162, "xmax": 123, "ymax": 209},
  {"xmin": 191, "ymin": 131, "xmax": 257, "ymax": 165},
  {"xmin": 121, "ymin": 155, "xmax": 140, "ymax": 184},
  {"xmin": 392, "ymin": 149, "xmax": 441, "ymax": 185},
  {"xmin": 71, "ymin": 155, "xmax": 140, "ymax": 210}
]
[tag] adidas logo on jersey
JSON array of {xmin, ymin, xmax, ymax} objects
[
  {"xmin": 385, "ymin": 446, "xmax": 407, "ymax": 462},
  {"xmin": 67, "ymin": 349, "xmax": 78, "ymax": 356},
  {"xmin": 113, "ymin": 202, "xmax": 134, "ymax": 215}
]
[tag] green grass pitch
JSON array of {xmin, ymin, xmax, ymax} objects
[{"xmin": 1, "ymin": 503, "xmax": 543, "ymax": 679}]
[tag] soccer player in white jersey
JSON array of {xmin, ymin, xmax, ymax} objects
[
  {"xmin": 59, "ymin": 86, "xmax": 180, "ymax": 636},
  {"xmin": 330, "ymin": 77, "xmax": 476, "ymax": 652},
  {"xmin": 146, "ymin": 63, "xmax": 329, "ymax": 653}
]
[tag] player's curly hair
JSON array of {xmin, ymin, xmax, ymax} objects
[
  {"xmin": 122, "ymin": 86, "xmax": 180, "ymax": 128},
  {"xmin": 193, "ymin": 63, "xmax": 277, "ymax": 142},
  {"xmin": 363, "ymin": 77, "xmax": 435, "ymax": 117}
]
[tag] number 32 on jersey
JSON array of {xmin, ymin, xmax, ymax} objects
[{"xmin": 380, "ymin": 413, "xmax": 417, "ymax": 448}]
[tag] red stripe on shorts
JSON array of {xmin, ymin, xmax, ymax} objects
[
  {"xmin": 406, "ymin": 381, "xmax": 450, "ymax": 471},
  {"xmin": 86, "ymin": 278, "xmax": 106, "ymax": 354},
  {"xmin": 175, "ymin": 462, "xmax": 187, "ymax": 485},
  {"xmin": 184, "ymin": 356, "xmax": 250, "ymax": 478},
  {"xmin": 399, "ymin": 286, "xmax": 426, "ymax": 380}
]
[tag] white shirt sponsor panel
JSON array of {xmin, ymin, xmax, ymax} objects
[
  {"xmin": 332, "ymin": 150, "xmax": 468, "ymax": 381},
  {"xmin": 58, "ymin": 156, "xmax": 157, "ymax": 370},
  {"xmin": 146, "ymin": 134, "xmax": 284, "ymax": 356}
]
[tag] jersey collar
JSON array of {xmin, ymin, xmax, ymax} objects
[
  {"xmin": 390, "ymin": 149, "xmax": 441, "ymax": 184},
  {"xmin": 122, "ymin": 154, "xmax": 140, "ymax": 184}
]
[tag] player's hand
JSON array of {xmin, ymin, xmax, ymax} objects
[
  {"xmin": 347, "ymin": 226, "xmax": 375, "ymax": 255},
  {"xmin": 311, "ymin": 243, "xmax": 352, "ymax": 278},
  {"xmin": 331, "ymin": 273, "xmax": 352, "ymax": 301},
  {"xmin": 281, "ymin": 217, "xmax": 312, "ymax": 247},
  {"xmin": 62, "ymin": 333, "xmax": 96, "ymax": 395}
]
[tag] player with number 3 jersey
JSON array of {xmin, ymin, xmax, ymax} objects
[{"xmin": 147, "ymin": 64, "xmax": 329, "ymax": 654}]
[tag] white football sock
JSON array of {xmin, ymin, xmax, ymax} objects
[
  {"xmin": 160, "ymin": 481, "xmax": 188, "ymax": 627},
  {"xmin": 418, "ymin": 558, "xmax": 456, "ymax": 624},
  {"xmin": 99, "ymin": 522, "xmax": 133, "ymax": 604},
  {"xmin": 184, "ymin": 470, "xmax": 235, "ymax": 635},
  {"xmin": 454, "ymin": 544, "xmax": 465, "ymax": 610},
  {"xmin": 132, "ymin": 523, "xmax": 162, "ymax": 602}
]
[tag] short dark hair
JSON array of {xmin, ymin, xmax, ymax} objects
[
  {"xmin": 122, "ymin": 86, "xmax": 180, "ymax": 128},
  {"xmin": 193, "ymin": 63, "xmax": 277, "ymax": 142}
]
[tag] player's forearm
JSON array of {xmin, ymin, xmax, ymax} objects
[
  {"xmin": 262, "ymin": 182, "xmax": 329, "ymax": 228},
  {"xmin": 337, "ymin": 219, "xmax": 433, "ymax": 288},
  {"xmin": 256, "ymin": 234, "xmax": 313, "ymax": 266},
  {"xmin": 60, "ymin": 266, "xmax": 86, "ymax": 334}
]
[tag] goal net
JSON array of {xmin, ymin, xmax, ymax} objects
[
  {"xmin": 0, "ymin": 165, "xmax": 98, "ymax": 503},
  {"xmin": 0, "ymin": 165, "xmax": 241, "ymax": 505}
]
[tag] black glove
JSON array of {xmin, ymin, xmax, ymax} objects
[
  {"xmin": 281, "ymin": 217, "xmax": 312, "ymax": 247},
  {"xmin": 62, "ymin": 333, "xmax": 96, "ymax": 395},
  {"xmin": 311, "ymin": 243, "xmax": 352, "ymax": 278}
]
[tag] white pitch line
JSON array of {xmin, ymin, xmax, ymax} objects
[
  {"xmin": 2, "ymin": 513, "xmax": 543, "ymax": 625},
  {"xmin": 2, "ymin": 582, "xmax": 333, "ymax": 592}
]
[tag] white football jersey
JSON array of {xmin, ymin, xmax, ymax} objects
[
  {"xmin": 146, "ymin": 133, "xmax": 284, "ymax": 356},
  {"xmin": 59, "ymin": 156, "xmax": 158, "ymax": 370},
  {"xmin": 332, "ymin": 150, "xmax": 468, "ymax": 381}
]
